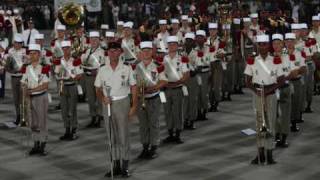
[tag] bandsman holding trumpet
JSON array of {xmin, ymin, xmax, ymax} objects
[
  {"xmin": 81, "ymin": 31, "xmax": 106, "ymax": 128},
  {"xmin": 55, "ymin": 41, "xmax": 83, "ymax": 141},
  {"xmin": 244, "ymin": 34, "xmax": 285, "ymax": 165},
  {"xmin": 135, "ymin": 41, "xmax": 168, "ymax": 159},
  {"xmin": 6, "ymin": 34, "xmax": 27, "ymax": 125},
  {"xmin": 35, "ymin": 34, "xmax": 52, "ymax": 66},
  {"xmin": 21, "ymin": 44, "xmax": 50, "ymax": 156},
  {"xmin": 95, "ymin": 41, "xmax": 137, "ymax": 178}
]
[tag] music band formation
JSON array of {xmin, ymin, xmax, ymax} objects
[{"xmin": 0, "ymin": 2, "xmax": 320, "ymax": 178}]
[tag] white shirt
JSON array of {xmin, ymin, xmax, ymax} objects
[
  {"xmin": 54, "ymin": 57, "xmax": 83, "ymax": 80},
  {"xmin": 8, "ymin": 47, "xmax": 27, "ymax": 75},
  {"xmin": 21, "ymin": 63, "xmax": 50, "ymax": 90},
  {"xmin": 244, "ymin": 54, "xmax": 285, "ymax": 85},
  {"xmin": 22, "ymin": 28, "xmax": 39, "ymax": 46},
  {"xmin": 81, "ymin": 47, "xmax": 106, "ymax": 69},
  {"xmin": 163, "ymin": 53, "xmax": 189, "ymax": 82},
  {"xmin": 94, "ymin": 60, "xmax": 136, "ymax": 97}
]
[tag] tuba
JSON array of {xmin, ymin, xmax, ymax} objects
[{"xmin": 58, "ymin": 3, "xmax": 85, "ymax": 57}]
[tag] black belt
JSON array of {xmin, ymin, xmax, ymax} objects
[
  {"xmin": 11, "ymin": 75, "xmax": 22, "ymax": 78},
  {"xmin": 64, "ymin": 83, "xmax": 76, "ymax": 86},
  {"xmin": 291, "ymin": 77, "xmax": 301, "ymax": 82},
  {"xmin": 30, "ymin": 91, "xmax": 46, "ymax": 98},
  {"xmin": 165, "ymin": 85, "xmax": 182, "ymax": 90},
  {"xmin": 253, "ymin": 83, "xmax": 276, "ymax": 88},
  {"xmin": 145, "ymin": 94, "xmax": 159, "ymax": 100}
]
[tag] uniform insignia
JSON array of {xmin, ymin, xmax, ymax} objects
[{"xmin": 151, "ymin": 71, "xmax": 157, "ymax": 81}]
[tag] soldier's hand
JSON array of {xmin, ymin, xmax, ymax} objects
[
  {"xmin": 288, "ymin": 69, "xmax": 299, "ymax": 79},
  {"xmin": 102, "ymin": 96, "xmax": 111, "ymax": 105}
]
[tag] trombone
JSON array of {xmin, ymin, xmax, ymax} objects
[
  {"xmin": 20, "ymin": 79, "xmax": 29, "ymax": 127},
  {"xmin": 138, "ymin": 76, "xmax": 146, "ymax": 110},
  {"xmin": 259, "ymin": 83, "xmax": 269, "ymax": 134}
]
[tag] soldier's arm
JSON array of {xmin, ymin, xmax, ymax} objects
[
  {"xmin": 29, "ymin": 82, "xmax": 49, "ymax": 93},
  {"xmin": 245, "ymin": 75, "xmax": 256, "ymax": 93}
]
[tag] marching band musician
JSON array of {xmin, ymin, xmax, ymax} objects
[
  {"xmin": 21, "ymin": 44, "xmax": 50, "ymax": 156},
  {"xmin": 162, "ymin": 36, "xmax": 190, "ymax": 144},
  {"xmin": 182, "ymin": 32, "xmax": 198, "ymax": 130},
  {"xmin": 71, "ymin": 23, "xmax": 89, "ymax": 58},
  {"xmin": 207, "ymin": 22, "xmax": 225, "ymax": 112},
  {"xmin": 55, "ymin": 41, "xmax": 83, "ymax": 141},
  {"xmin": 244, "ymin": 34, "xmax": 285, "ymax": 165},
  {"xmin": 35, "ymin": 34, "xmax": 52, "ymax": 66},
  {"xmin": 135, "ymin": 41, "xmax": 167, "ymax": 159},
  {"xmin": 154, "ymin": 20, "xmax": 170, "ymax": 54},
  {"xmin": 121, "ymin": 21, "xmax": 139, "ymax": 65},
  {"xmin": 180, "ymin": 15, "xmax": 192, "ymax": 35},
  {"xmin": 272, "ymin": 34, "xmax": 295, "ymax": 148},
  {"xmin": 6, "ymin": 34, "xmax": 27, "ymax": 125},
  {"xmin": 102, "ymin": 31, "xmax": 116, "ymax": 50},
  {"xmin": 309, "ymin": 15, "xmax": 320, "ymax": 95},
  {"xmin": 170, "ymin": 19, "xmax": 184, "ymax": 45},
  {"xmin": 81, "ymin": 31, "xmax": 105, "ymax": 128},
  {"xmin": 194, "ymin": 30, "xmax": 211, "ymax": 120},
  {"xmin": 95, "ymin": 41, "xmax": 137, "ymax": 178},
  {"xmin": 12, "ymin": 9, "xmax": 24, "ymax": 34},
  {"xmin": 115, "ymin": 21, "xmax": 124, "ymax": 39},
  {"xmin": 284, "ymin": 32, "xmax": 307, "ymax": 132},
  {"xmin": 221, "ymin": 24, "xmax": 233, "ymax": 101}
]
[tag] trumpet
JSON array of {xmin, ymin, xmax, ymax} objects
[
  {"xmin": 20, "ymin": 81, "xmax": 29, "ymax": 127},
  {"xmin": 58, "ymin": 69, "xmax": 64, "ymax": 96}
]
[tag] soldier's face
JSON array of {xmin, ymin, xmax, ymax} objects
[
  {"xmin": 14, "ymin": 42, "xmax": 22, "ymax": 49},
  {"xmin": 252, "ymin": 18, "xmax": 258, "ymax": 24},
  {"xmin": 57, "ymin": 30, "xmax": 65, "ymax": 38},
  {"xmin": 76, "ymin": 28, "xmax": 84, "ymax": 36},
  {"xmin": 123, "ymin": 28, "xmax": 132, "ymax": 37},
  {"xmin": 107, "ymin": 48, "xmax": 121, "ymax": 60},
  {"xmin": 209, "ymin": 29, "xmax": 217, "ymax": 37},
  {"xmin": 62, "ymin": 47, "xmax": 71, "ymax": 56},
  {"xmin": 141, "ymin": 48, "xmax": 153, "ymax": 60},
  {"xmin": 285, "ymin": 39, "xmax": 295, "ymax": 49},
  {"xmin": 258, "ymin": 42, "xmax": 270, "ymax": 55},
  {"xmin": 312, "ymin": 21, "xmax": 319, "ymax": 28},
  {"xmin": 168, "ymin": 42, "xmax": 178, "ymax": 53},
  {"xmin": 182, "ymin": 20, "xmax": 188, "ymax": 26},
  {"xmin": 172, "ymin": 23, "xmax": 179, "ymax": 30},
  {"xmin": 301, "ymin": 29, "xmax": 308, "ymax": 37},
  {"xmin": 272, "ymin": 40, "xmax": 283, "ymax": 53},
  {"xmin": 90, "ymin": 37, "xmax": 100, "ymax": 48},
  {"xmin": 292, "ymin": 30, "xmax": 300, "ymax": 38},
  {"xmin": 160, "ymin": 25, "xmax": 167, "ymax": 32},
  {"xmin": 29, "ymin": 51, "xmax": 40, "ymax": 62},
  {"xmin": 196, "ymin": 36, "xmax": 206, "ymax": 45}
]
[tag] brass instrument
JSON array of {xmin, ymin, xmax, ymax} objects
[
  {"xmin": 58, "ymin": 2, "xmax": 85, "ymax": 57},
  {"xmin": 138, "ymin": 76, "xmax": 146, "ymax": 110},
  {"xmin": 58, "ymin": 68, "xmax": 64, "ymax": 96},
  {"xmin": 20, "ymin": 80, "xmax": 29, "ymax": 127},
  {"xmin": 259, "ymin": 84, "xmax": 269, "ymax": 133}
]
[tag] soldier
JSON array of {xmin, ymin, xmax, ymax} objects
[
  {"xmin": 180, "ymin": 15, "xmax": 192, "ymax": 35},
  {"xmin": 284, "ymin": 33, "xmax": 307, "ymax": 132},
  {"xmin": 55, "ymin": 41, "xmax": 83, "ymax": 141},
  {"xmin": 21, "ymin": 44, "xmax": 50, "ymax": 156},
  {"xmin": 162, "ymin": 36, "xmax": 190, "ymax": 144},
  {"xmin": 115, "ymin": 21, "xmax": 124, "ymax": 39},
  {"xmin": 194, "ymin": 30, "xmax": 211, "ymax": 120},
  {"xmin": 182, "ymin": 32, "xmax": 198, "ymax": 129},
  {"xmin": 102, "ymin": 31, "xmax": 116, "ymax": 50},
  {"xmin": 300, "ymin": 24, "xmax": 316, "ymax": 113},
  {"xmin": 22, "ymin": 18, "xmax": 39, "ymax": 47},
  {"xmin": 0, "ymin": 40, "xmax": 8, "ymax": 98},
  {"xmin": 221, "ymin": 24, "xmax": 233, "ymax": 101},
  {"xmin": 100, "ymin": 24, "xmax": 109, "ymax": 37},
  {"xmin": 154, "ymin": 20, "xmax": 170, "ymax": 54},
  {"xmin": 273, "ymin": 34, "xmax": 298, "ymax": 148},
  {"xmin": 51, "ymin": 24, "xmax": 67, "ymax": 110},
  {"xmin": 135, "ymin": 41, "xmax": 167, "ymax": 159},
  {"xmin": 34, "ymin": 34, "xmax": 52, "ymax": 65},
  {"xmin": 170, "ymin": 19, "xmax": 184, "ymax": 45},
  {"xmin": 244, "ymin": 34, "xmax": 285, "ymax": 165},
  {"xmin": 71, "ymin": 24, "xmax": 89, "ymax": 58},
  {"xmin": 121, "ymin": 21, "xmax": 139, "ymax": 65},
  {"xmin": 309, "ymin": 15, "xmax": 320, "ymax": 95},
  {"xmin": 292, "ymin": 24, "xmax": 308, "ymax": 123},
  {"xmin": 208, "ymin": 22, "xmax": 225, "ymax": 112},
  {"xmin": 249, "ymin": 13, "xmax": 265, "ymax": 36},
  {"xmin": 6, "ymin": 34, "xmax": 27, "ymax": 125},
  {"xmin": 232, "ymin": 17, "xmax": 244, "ymax": 94},
  {"xmin": 95, "ymin": 41, "xmax": 137, "ymax": 178},
  {"xmin": 81, "ymin": 31, "xmax": 105, "ymax": 128}
]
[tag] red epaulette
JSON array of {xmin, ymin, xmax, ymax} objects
[
  {"xmin": 20, "ymin": 65, "xmax": 27, "ymax": 74},
  {"xmin": 45, "ymin": 50, "xmax": 53, "ymax": 57},
  {"xmin": 218, "ymin": 41, "xmax": 226, "ymax": 49},
  {"xmin": 273, "ymin": 56, "xmax": 282, "ymax": 64},
  {"xmin": 181, "ymin": 56, "xmax": 189, "ymax": 63},
  {"xmin": 53, "ymin": 58, "xmax": 61, "ymax": 65},
  {"xmin": 289, "ymin": 54, "xmax": 295, "ymax": 61},
  {"xmin": 301, "ymin": 51, "xmax": 307, "ymax": 59},
  {"xmin": 209, "ymin": 46, "xmax": 215, "ymax": 53},
  {"xmin": 197, "ymin": 51, "xmax": 204, "ymax": 58},
  {"xmin": 73, "ymin": 58, "xmax": 81, "ymax": 66},
  {"xmin": 41, "ymin": 65, "xmax": 50, "ymax": 74},
  {"xmin": 246, "ymin": 56, "xmax": 255, "ymax": 65}
]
